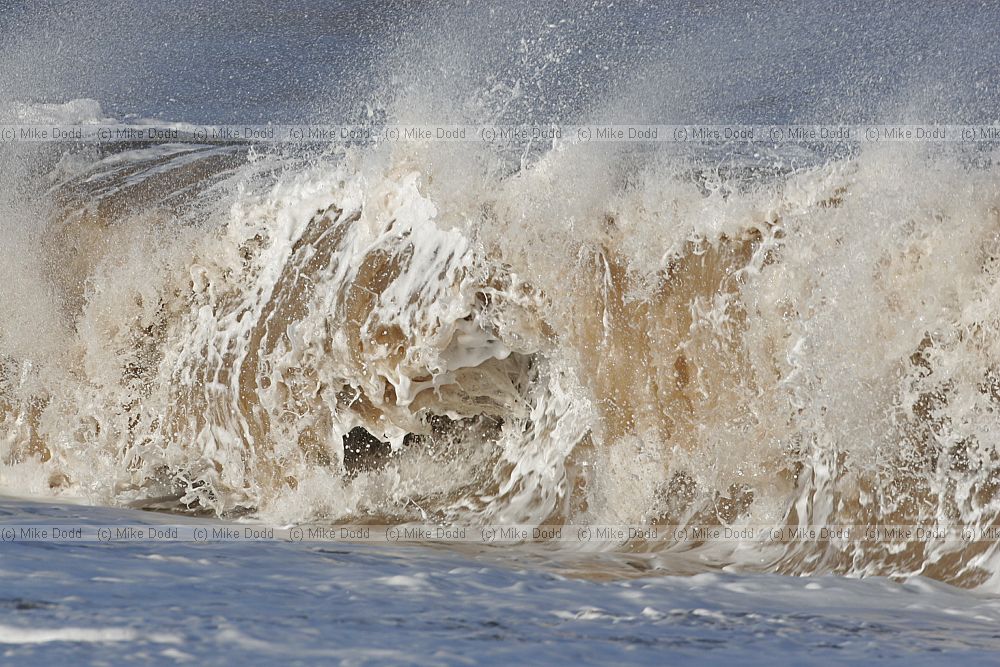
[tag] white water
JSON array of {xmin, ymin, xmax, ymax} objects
[{"xmin": 2, "ymin": 100, "xmax": 1000, "ymax": 587}]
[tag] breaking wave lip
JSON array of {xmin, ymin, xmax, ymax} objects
[{"xmin": 4, "ymin": 101, "xmax": 1000, "ymax": 587}]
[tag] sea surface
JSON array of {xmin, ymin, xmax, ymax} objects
[{"xmin": 5, "ymin": 497, "xmax": 1000, "ymax": 666}]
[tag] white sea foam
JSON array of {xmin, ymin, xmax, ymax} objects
[{"xmin": 0, "ymin": 623, "xmax": 180, "ymax": 645}]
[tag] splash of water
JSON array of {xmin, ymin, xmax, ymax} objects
[
  {"xmin": 4, "ymin": 0, "xmax": 1000, "ymax": 587},
  {"xmin": 2, "ymin": 104, "xmax": 1000, "ymax": 586}
]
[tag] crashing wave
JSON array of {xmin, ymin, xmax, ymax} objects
[{"xmin": 3, "ymin": 122, "xmax": 1000, "ymax": 585}]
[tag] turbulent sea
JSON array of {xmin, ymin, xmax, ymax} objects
[{"xmin": 3, "ymin": 0, "xmax": 1000, "ymax": 663}]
